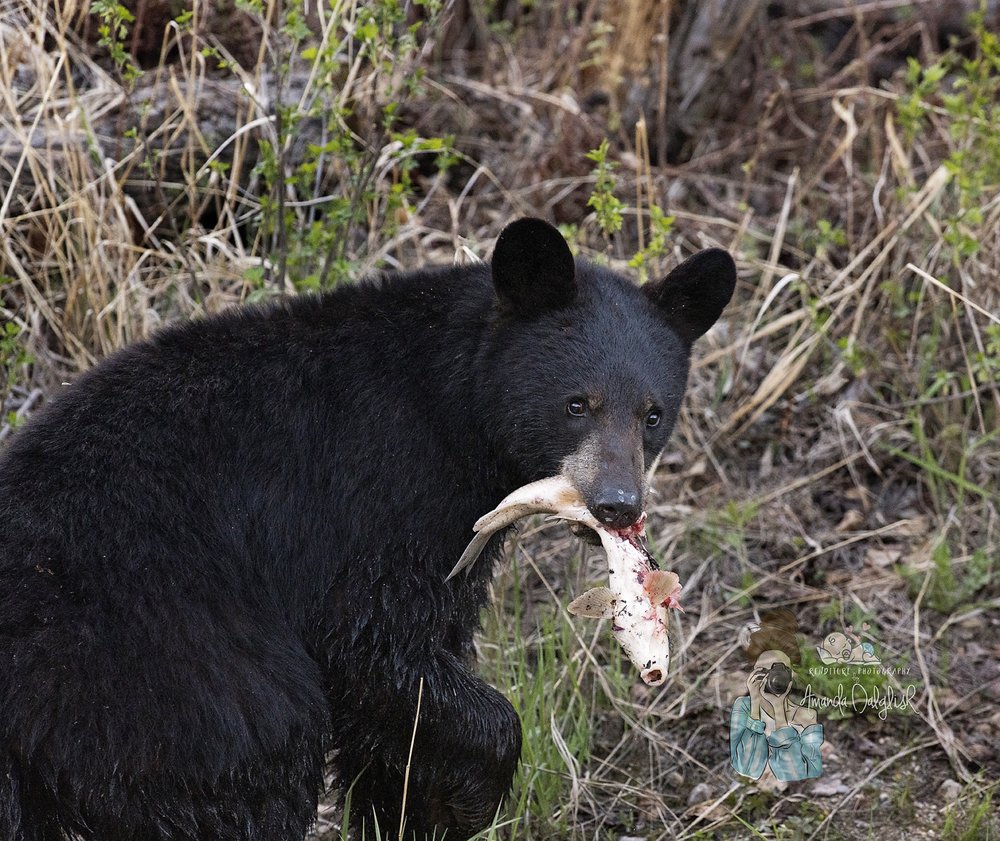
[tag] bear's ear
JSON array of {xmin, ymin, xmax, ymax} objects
[
  {"xmin": 491, "ymin": 218, "xmax": 577, "ymax": 315},
  {"xmin": 645, "ymin": 248, "xmax": 736, "ymax": 343}
]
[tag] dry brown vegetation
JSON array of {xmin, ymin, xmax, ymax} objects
[{"xmin": 1, "ymin": 1, "xmax": 998, "ymax": 839}]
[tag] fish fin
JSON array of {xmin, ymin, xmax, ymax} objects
[
  {"xmin": 445, "ymin": 531, "xmax": 493, "ymax": 581},
  {"xmin": 473, "ymin": 503, "xmax": 540, "ymax": 534},
  {"xmin": 568, "ymin": 587, "xmax": 615, "ymax": 618},
  {"xmin": 643, "ymin": 570, "xmax": 680, "ymax": 604},
  {"xmin": 663, "ymin": 591, "xmax": 685, "ymax": 612}
]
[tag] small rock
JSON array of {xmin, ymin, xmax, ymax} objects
[
  {"xmin": 754, "ymin": 774, "xmax": 788, "ymax": 794},
  {"xmin": 835, "ymin": 508, "xmax": 865, "ymax": 532},
  {"xmin": 811, "ymin": 776, "xmax": 849, "ymax": 797},
  {"xmin": 938, "ymin": 779, "xmax": 963, "ymax": 803},
  {"xmin": 865, "ymin": 547, "xmax": 902, "ymax": 568},
  {"xmin": 687, "ymin": 782, "xmax": 713, "ymax": 805},
  {"xmin": 984, "ymin": 678, "xmax": 1000, "ymax": 702},
  {"xmin": 966, "ymin": 742, "xmax": 990, "ymax": 762},
  {"xmin": 965, "ymin": 641, "xmax": 988, "ymax": 660},
  {"xmin": 956, "ymin": 614, "xmax": 986, "ymax": 630}
]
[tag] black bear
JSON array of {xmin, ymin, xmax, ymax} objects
[{"xmin": 0, "ymin": 218, "xmax": 735, "ymax": 840}]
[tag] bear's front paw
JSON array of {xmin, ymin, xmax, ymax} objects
[
  {"xmin": 407, "ymin": 692, "xmax": 521, "ymax": 838},
  {"xmin": 421, "ymin": 774, "xmax": 505, "ymax": 837}
]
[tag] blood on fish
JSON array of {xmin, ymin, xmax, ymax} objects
[{"xmin": 452, "ymin": 475, "xmax": 683, "ymax": 687}]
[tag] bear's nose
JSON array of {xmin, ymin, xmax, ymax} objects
[{"xmin": 592, "ymin": 489, "xmax": 641, "ymax": 529}]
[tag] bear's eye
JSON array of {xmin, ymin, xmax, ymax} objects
[
  {"xmin": 645, "ymin": 409, "xmax": 662, "ymax": 428},
  {"xmin": 566, "ymin": 399, "xmax": 587, "ymax": 417}
]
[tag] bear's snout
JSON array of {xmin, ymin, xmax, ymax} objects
[
  {"xmin": 559, "ymin": 430, "xmax": 646, "ymax": 531},
  {"xmin": 592, "ymin": 486, "xmax": 642, "ymax": 530}
]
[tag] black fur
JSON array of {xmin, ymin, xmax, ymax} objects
[
  {"xmin": 645, "ymin": 247, "xmax": 737, "ymax": 343},
  {"xmin": 0, "ymin": 219, "xmax": 735, "ymax": 840},
  {"xmin": 491, "ymin": 217, "xmax": 577, "ymax": 313}
]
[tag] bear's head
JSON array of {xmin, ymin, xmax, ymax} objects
[{"xmin": 482, "ymin": 217, "xmax": 736, "ymax": 530}]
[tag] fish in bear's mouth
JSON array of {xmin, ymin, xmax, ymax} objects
[{"xmin": 447, "ymin": 476, "xmax": 683, "ymax": 687}]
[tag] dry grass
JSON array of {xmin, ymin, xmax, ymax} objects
[{"xmin": 1, "ymin": 1, "xmax": 998, "ymax": 840}]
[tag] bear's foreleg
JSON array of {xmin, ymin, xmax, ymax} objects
[{"xmin": 330, "ymin": 648, "xmax": 521, "ymax": 840}]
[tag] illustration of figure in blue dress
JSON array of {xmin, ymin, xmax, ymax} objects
[{"xmin": 730, "ymin": 609, "xmax": 824, "ymax": 782}]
